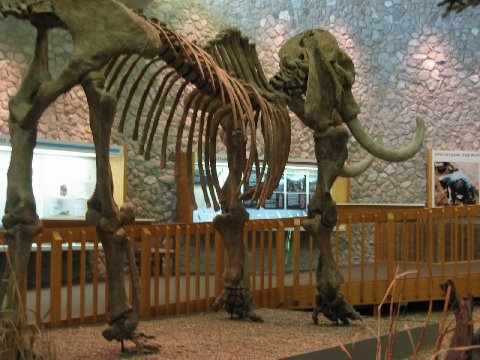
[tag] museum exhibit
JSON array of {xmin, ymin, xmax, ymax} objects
[{"xmin": 0, "ymin": 0, "xmax": 478, "ymax": 359}]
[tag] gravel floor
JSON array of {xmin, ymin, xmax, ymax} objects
[{"xmin": 35, "ymin": 308, "xmax": 448, "ymax": 360}]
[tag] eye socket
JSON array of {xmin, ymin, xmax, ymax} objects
[
  {"xmin": 337, "ymin": 138, "xmax": 347, "ymax": 147},
  {"xmin": 334, "ymin": 131, "xmax": 349, "ymax": 148}
]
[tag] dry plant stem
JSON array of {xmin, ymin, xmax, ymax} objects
[
  {"xmin": 433, "ymin": 284, "xmax": 453, "ymax": 360},
  {"xmin": 387, "ymin": 275, "xmax": 408, "ymax": 359},
  {"xmin": 338, "ymin": 341, "xmax": 353, "ymax": 359},
  {"xmin": 1, "ymin": 253, "xmax": 37, "ymax": 360},
  {"xmin": 407, "ymin": 325, "xmax": 418, "ymax": 360},
  {"xmin": 414, "ymin": 298, "xmax": 435, "ymax": 358},
  {"xmin": 386, "ymin": 277, "xmax": 400, "ymax": 360},
  {"xmin": 407, "ymin": 299, "xmax": 433, "ymax": 360},
  {"xmin": 375, "ymin": 269, "xmax": 418, "ymax": 360},
  {"xmin": 432, "ymin": 345, "xmax": 480, "ymax": 360}
]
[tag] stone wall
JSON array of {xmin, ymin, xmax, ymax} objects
[
  {"xmin": 0, "ymin": 1, "xmax": 478, "ymax": 221},
  {"xmin": 202, "ymin": 0, "xmax": 480, "ymax": 205}
]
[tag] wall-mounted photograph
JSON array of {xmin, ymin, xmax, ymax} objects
[{"xmin": 432, "ymin": 151, "xmax": 480, "ymax": 207}]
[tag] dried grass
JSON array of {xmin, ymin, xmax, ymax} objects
[
  {"xmin": 338, "ymin": 268, "xmax": 480, "ymax": 360},
  {"xmin": 348, "ymin": 267, "xmax": 480, "ymax": 360},
  {"xmin": 0, "ymin": 253, "xmax": 57, "ymax": 360}
]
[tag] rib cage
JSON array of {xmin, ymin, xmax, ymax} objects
[{"xmin": 104, "ymin": 20, "xmax": 291, "ymax": 211}]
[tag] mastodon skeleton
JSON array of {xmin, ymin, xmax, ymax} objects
[
  {"xmin": 0, "ymin": 0, "xmax": 289, "ymax": 356},
  {"xmin": 106, "ymin": 23, "xmax": 426, "ymax": 327},
  {"xmin": 0, "ymin": 1, "xmax": 425, "ymax": 357}
]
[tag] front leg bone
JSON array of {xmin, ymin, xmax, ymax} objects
[
  {"xmin": 0, "ymin": 24, "xmax": 49, "ymax": 359},
  {"xmin": 304, "ymin": 216, "xmax": 361, "ymax": 325},
  {"xmin": 211, "ymin": 123, "xmax": 262, "ymax": 322},
  {"xmin": 82, "ymin": 73, "xmax": 158, "ymax": 354}
]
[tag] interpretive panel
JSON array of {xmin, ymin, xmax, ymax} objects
[{"xmin": 431, "ymin": 150, "xmax": 480, "ymax": 207}]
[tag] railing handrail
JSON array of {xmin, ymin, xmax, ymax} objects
[{"xmin": 0, "ymin": 205, "xmax": 479, "ymax": 245}]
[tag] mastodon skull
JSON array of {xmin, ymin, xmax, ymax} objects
[
  {"xmin": 277, "ymin": 29, "xmax": 359, "ymax": 132},
  {"xmin": 276, "ymin": 28, "xmax": 425, "ymax": 163}
]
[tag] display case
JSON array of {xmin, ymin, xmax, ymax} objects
[
  {"xmin": 286, "ymin": 170, "xmax": 307, "ymax": 210},
  {"xmin": 0, "ymin": 137, "xmax": 125, "ymax": 222},
  {"xmin": 308, "ymin": 169, "xmax": 317, "ymax": 201},
  {"xmin": 192, "ymin": 160, "xmax": 342, "ymax": 222},
  {"xmin": 264, "ymin": 176, "xmax": 285, "ymax": 209}
]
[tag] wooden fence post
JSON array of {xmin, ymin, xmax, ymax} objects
[
  {"xmin": 50, "ymin": 231, "xmax": 63, "ymax": 326},
  {"xmin": 175, "ymin": 152, "xmax": 193, "ymax": 224},
  {"xmin": 466, "ymin": 207, "xmax": 473, "ymax": 294},
  {"xmin": 386, "ymin": 213, "xmax": 396, "ymax": 285},
  {"xmin": 164, "ymin": 225, "xmax": 172, "ymax": 315},
  {"xmin": 276, "ymin": 221, "xmax": 286, "ymax": 308},
  {"xmin": 292, "ymin": 218, "xmax": 301, "ymax": 306},
  {"xmin": 140, "ymin": 228, "xmax": 152, "ymax": 318},
  {"xmin": 439, "ymin": 208, "xmax": 446, "ymax": 284},
  {"xmin": 426, "ymin": 148, "xmax": 434, "ymax": 208},
  {"xmin": 35, "ymin": 233, "xmax": 43, "ymax": 326},
  {"xmin": 175, "ymin": 225, "xmax": 181, "ymax": 315},
  {"xmin": 185, "ymin": 224, "xmax": 192, "ymax": 314},
  {"xmin": 214, "ymin": 229, "xmax": 224, "ymax": 296},
  {"xmin": 427, "ymin": 210, "xmax": 434, "ymax": 299}
]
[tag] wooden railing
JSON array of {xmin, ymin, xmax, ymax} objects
[{"xmin": 1, "ymin": 205, "xmax": 479, "ymax": 328}]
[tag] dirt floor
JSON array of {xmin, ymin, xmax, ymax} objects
[{"xmin": 35, "ymin": 308, "xmax": 451, "ymax": 360}]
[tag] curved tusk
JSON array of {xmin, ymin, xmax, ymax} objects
[
  {"xmin": 339, "ymin": 155, "xmax": 374, "ymax": 178},
  {"xmin": 346, "ymin": 117, "xmax": 426, "ymax": 162}
]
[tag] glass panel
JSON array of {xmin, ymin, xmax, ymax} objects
[
  {"xmin": 243, "ymin": 169, "xmax": 257, "ymax": 209},
  {"xmin": 193, "ymin": 163, "xmax": 229, "ymax": 209},
  {"xmin": 193, "ymin": 160, "xmax": 318, "ymax": 221},
  {"xmin": 0, "ymin": 147, "xmax": 96, "ymax": 220},
  {"xmin": 286, "ymin": 170, "xmax": 306, "ymax": 193},
  {"xmin": 286, "ymin": 169, "xmax": 307, "ymax": 210},
  {"xmin": 41, "ymin": 154, "xmax": 96, "ymax": 218},
  {"xmin": 264, "ymin": 192, "xmax": 285, "ymax": 209},
  {"xmin": 275, "ymin": 175, "xmax": 285, "ymax": 193},
  {"xmin": 0, "ymin": 151, "xmax": 9, "ymax": 221},
  {"xmin": 287, "ymin": 193, "xmax": 307, "ymax": 209},
  {"xmin": 308, "ymin": 170, "xmax": 317, "ymax": 200}
]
